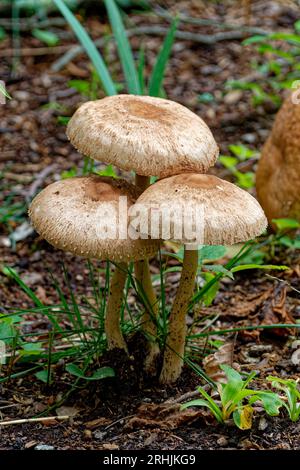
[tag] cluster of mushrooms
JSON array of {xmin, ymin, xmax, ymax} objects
[{"xmin": 29, "ymin": 95, "xmax": 267, "ymax": 384}]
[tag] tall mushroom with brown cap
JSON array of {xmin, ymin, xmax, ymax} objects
[
  {"xmin": 66, "ymin": 94, "xmax": 219, "ymax": 369},
  {"xmin": 130, "ymin": 173, "xmax": 267, "ymax": 383},
  {"xmin": 256, "ymin": 90, "xmax": 300, "ymax": 226},
  {"xmin": 29, "ymin": 175, "xmax": 159, "ymax": 352}
]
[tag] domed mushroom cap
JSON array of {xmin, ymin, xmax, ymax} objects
[
  {"xmin": 130, "ymin": 174, "xmax": 267, "ymax": 245},
  {"xmin": 29, "ymin": 175, "xmax": 159, "ymax": 262},
  {"xmin": 66, "ymin": 95, "xmax": 219, "ymax": 178}
]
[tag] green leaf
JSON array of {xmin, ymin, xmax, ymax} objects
[
  {"xmin": 201, "ymin": 272, "xmax": 219, "ymax": 306},
  {"xmin": 272, "ymin": 218, "xmax": 300, "ymax": 231},
  {"xmin": 66, "ymin": 364, "xmax": 115, "ymax": 380},
  {"xmin": 181, "ymin": 398, "xmax": 223, "ymax": 423},
  {"xmin": 219, "ymin": 156, "xmax": 238, "ymax": 169},
  {"xmin": 295, "ymin": 20, "xmax": 300, "ymax": 33},
  {"xmin": 203, "ymin": 265, "xmax": 234, "ymax": 280},
  {"xmin": 229, "ymin": 144, "xmax": 257, "ymax": 160},
  {"xmin": 198, "ymin": 92, "xmax": 215, "ymax": 104},
  {"xmin": 0, "ymin": 26, "xmax": 6, "ymax": 42},
  {"xmin": 243, "ymin": 35, "xmax": 267, "ymax": 45},
  {"xmin": 68, "ymin": 79, "xmax": 90, "ymax": 95},
  {"xmin": 104, "ymin": 0, "xmax": 141, "ymax": 95},
  {"xmin": 231, "ymin": 264, "xmax": 289, "ymax": 273},
  {"xmin": 53, "ymin": 0, "xmax": 116, "ymax": 96},
  {"xmin": 148, "ymin": 17, "xmax": 178, "ymax": 97},
  {"xmin": 256, "ymin": 391, "xmax": 283, "ymax": 416},
  {"xmin": 199, "ymin": 245, "xmax": 226, "ymax": 262},
  {"xmin": 35, "ymin": 370, "xmax": 49, "ymax": 383},
  {"xmin": 97, "ymin": 164, "xmax": 117, "ymax": 178},
  {"xmin": 32, "ymin": 29, "xmax": 60, "ymax": 47},
  {"xmin": 233, "ymin": 405, "xmax": 253, "ymax": 430},
  {"xmin": 220, "ymin": 365, "xmax": 243, "ymax": 408},
  {"xmin": 137, "ymin": 44, "xmax": 146, "ymax": 94},
  {"xmin": 0, "ymin": 82, "xmax": 11, "ymax": 100},
  {"xmin": 234, "ymin": 170, "xmax": 255, "ymax": 189}
]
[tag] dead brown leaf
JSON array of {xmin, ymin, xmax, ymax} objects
[
  {"xmin": 84, "ymin": 417, "xmax": 112, "ymax": 429},
  {"xmin": 203, "ymin": 342, "xmax": 234, "ymax": 382},
  {"xmin": 124, "ymin": 403, "xmax": 207, "ymax": 431}
]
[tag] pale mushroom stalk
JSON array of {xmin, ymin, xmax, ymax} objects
[
  {"xmin": 105, "ymin": 263, "xmax": 128, "ymax": 351},
  {"xmin": 135, "ymin": 173, "xmax": 160, "ymax": 373},
  {"xmin": 159, "ymin": 247, "xmax": 198, "ymax": 384}
]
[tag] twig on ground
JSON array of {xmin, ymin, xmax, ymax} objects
[
  {"xmin": 51, "ymin": 25, "xmax": 258, "ymax": 72},
  {"xmin": 164, "ymin": 385, "xmax": 210, "ymax": 404},
  {"xmin": 0, "ymin": 415, "xmax": 69, "ymax": 427},
  {"xmin": 24, "ymin": 163, "xmax": 58, "ymax": 203}
]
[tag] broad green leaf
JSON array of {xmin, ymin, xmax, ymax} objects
[
  {"xmin": 148, "ymin": 17, "xmax": 178, "ymax": 97},
  {"xmin": 295, "ymin": 20, "xmax": 300, "ymax": 33},
  {"xmin": 228, "ymin": 144, "xmax": 257, "ymax": 160},
  {"xmin": 35, "ymin": 370, "xmax": 49, "ymax": 383},
  {"xmin": 104, "ymin": 0, "xmax": 141, "ymax": 94},
  {"xmin": 53, "ymin": 0, "xmax": 116, "ymax": 96},
  {"xmin": 219, "ymin": 156, "xmax": 238, "ymax": 169},
  {"xmin": 220, "ymin": 365, "xmax": 243, "ymax": 408},
  {"xmin": 233, "ymin": 405, "xmax": 253, "ymax": 430},
  {"xmin": 66, "ymin": 363, "xmax": 115, "ymax": 380},
  {"xmin": 32, "ymin": 29, "xmax": 60, "ymax": 46},
  {"xmin": 272, "ymin": 218, "xmax": 300, "ymax": 231},
  {"xmin": 256, "ymin": 391, "xmax": 283, "ymax": 416},
  {"xmin": 199, "ymin": 245, "xmax": 227, "ymax": 262},
  {"xmin": 68, "ymin": 79, "xmax": 90, "ymax": 95},
  {"xmin": 201, "ymin": 273, "xmax": 220, "ymax": 306}
]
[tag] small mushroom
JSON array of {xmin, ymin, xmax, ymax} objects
[
  {"xmin": 130, "ymin": 173, "xmax": 267, "ymax": 383},
  {"xmin": 29, "ymin": 175, "xmax": 159, "ymax": 352},
  {"xmin": 66, "ymin": 94, "xmax": 219, "ymax": 371}
]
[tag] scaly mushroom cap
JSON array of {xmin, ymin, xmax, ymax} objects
[
  {"xmin": 66, "ymin": 95, "xmax": 219, "ymax": 178},
  {"xmin": 29, "ymin": 175, "xmax": 159, "ymax": 262},
  {"xmin": 130, "ymin": 174, "xmax": 267, "ymax": 245}
]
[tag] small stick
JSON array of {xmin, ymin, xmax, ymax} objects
[{"xmin": 0, "ymin": 415, "xmax": 69, "ymax": 427}]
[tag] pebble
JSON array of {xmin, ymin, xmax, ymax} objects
[
  {"xmin": 94, "ymin": 431, "xmax": 107, "ymax": 440},
  {"xmin": 224, "ymin": 90, "xmax": 243, "ymax": 105},
  {"xmin": 217, "ymin": 436, "xmax": 228, "ymax": 447},
  {"xmin": 34, "ymin": 444, "xmax": 55, "ymax": 450},
  {"xmin": 242, "ymin": 133, "xmax": 257, "ymax": 144},
  {"xmin": 258, "ymin": 417, "xmax": 269, "ymax": 431}
]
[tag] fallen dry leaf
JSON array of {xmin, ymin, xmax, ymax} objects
[
  {"xmin": 56, "ymin": 406, "xmax": 79, "ymax": 417},
  {"xmin": 203, "ymin": 342, "xmax": 234, "ymax": 382},
  {"xmin": 124, "ymin": 403, "xmax": 207, "ymax": 431},
  {"xmin": 84, "ymin": 417, "xmax": 112, "ymax": 429}
]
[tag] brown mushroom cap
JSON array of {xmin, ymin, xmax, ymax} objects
[
  {"xmin": 66, "ymin": 95, "xmax": 219, "ymax": 178},
  {"xmin": 29, "ymin": 175, "xmax": 159, "ymax": 262},
  {"xmin": 130, "ymin": 173, "xmax": 267, "ymax": 245}
]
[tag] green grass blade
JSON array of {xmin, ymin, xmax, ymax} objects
[
  {"xmin": 53, "ymin": 0, "xmax": 116, "ymax": 96},
  {"xmin": 137, "ymin": 44, "xmax": 146, "ymax": 94},
  {"xmin": 148, "ymin": 17, "xmax": 178, "ymax": 97},
  {"xmin": 104, "ymin": 0, "xmax": 141, "ymax": 94}
]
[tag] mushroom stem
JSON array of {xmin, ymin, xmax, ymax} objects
[
  {"xmin": 134, "ymin": 259, "xmax": 160, "ymax": 373},
  {"xmin": 159, "ymin": 247, "xmax": 198, "ymax": 384},
  {"xmin": 134, "ymin": 173, "xmax": 160, "ymax": 373},
  {"xmin": 105, "ymin": 263, "xmax": 128, "ymax": 352}
]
